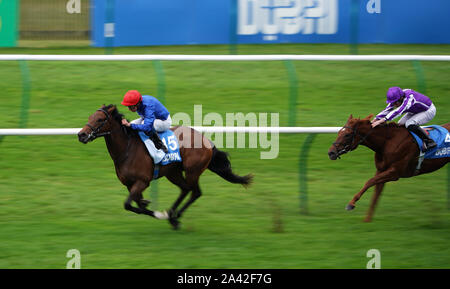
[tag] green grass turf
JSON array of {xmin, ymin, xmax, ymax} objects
[{"xmin": 0, "ymin": 43, "xmax": 450, "ymax": 268}]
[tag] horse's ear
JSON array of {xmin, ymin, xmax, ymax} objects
[
  {"xmin": 348, "ymin": 114, "xmax": 353, "ymax": 121},
  {"xmin": 107, "ymin": 104, "xmax": 116, "ymax": 113},
  {"xmin": 363, "ymin": 114, "xmax": 374, "ymax": 121}
]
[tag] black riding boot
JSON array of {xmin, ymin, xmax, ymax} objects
[
  {"xmin": 408, "ymin": 124, "xmax": 437, "ymax": 151},
  {"xmin": 147, "ymin": 131, "xmax": 168, "ymax": 153}
]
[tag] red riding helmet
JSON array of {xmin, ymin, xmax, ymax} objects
[{"xmin": 121, "ymin": 90, "xmax": 142, "ymax": 106}]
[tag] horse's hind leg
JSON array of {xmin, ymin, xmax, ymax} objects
[
  {"xmin": 168, "ymin": 189, "xmax": 190, "ymax": 229},
  {"xmin": 166, "ymin": 171, "xmax": 203, "ymax": 230},
  {"xmin": 165, "ymin": 170, "xmax": 191, "ymax": 229},
  {"xmin": 176, "ymin": 182, "xmax": 202, "ymax": 219},
  {"xmin": 173, "ymin": 170, "xmax": 205, "ymax": 220}
]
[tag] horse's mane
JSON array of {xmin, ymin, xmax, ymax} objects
[
  {"xmin": 103, "ymin": 104, "xmax": 138, "ymax": 137},
  {"xmin": 376, "ymin": 122, "xmax": 405, "ymax": 130},
  {"xmin": 385, "ymin": 122, "xmax": 403, "ymax": 129},
  {"xmin": 353, "ymin": 116, "xmax": 405, "ymax": 130}
]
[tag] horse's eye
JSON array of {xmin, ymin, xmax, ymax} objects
[
  {"xmin": 344, "ymin": 134, "xmax": 352, "ymax": 139},
  {"xmin": 97, "ymin": 119, "xmax": 104, "ymax": 123}
]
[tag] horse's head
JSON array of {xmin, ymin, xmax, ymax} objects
[
  {"xmin": 78, "ymin": 105, "xmax": 117, "ymax": 144},
  {"xmin": 328, "ymin": 114, "xmax": 373, "ymax": 160}
]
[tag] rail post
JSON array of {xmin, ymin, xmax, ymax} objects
[
  {"xmin": 299, "ymin": 134, "xmax": 317, "ymax": 215},
  {"xmin": 104, "ymin": 0, "xmax": 115, "ymax": 55},
  {"xmin": 19, "ymin": 60, "xmax": 31, "ymax": 131},
  {"xmin": 149, "ymin": 60, "xmax": 167, "ymax": 210}
]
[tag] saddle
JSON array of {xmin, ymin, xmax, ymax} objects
[
  {"xmin": 138, "ymin": 130, "xmax": 182, "ymax": 166},
  {"xmin": 408, "ymin": 125, "xmax": 450, "ymax": 171},
  {"xmin": 409, "ymin": 125, "xmax": 450, "ymax": 158}
]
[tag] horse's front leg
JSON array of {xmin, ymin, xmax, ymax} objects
[
  {"xmin": 138, "ymin": 199, "xmax": 151, "ymax": 209},
  {"xmin": 364, "ymin": 182, "xmax": 385, "ymax": 222},
  {"xmin": 346, "ymin": 168, "xmax": 398, "ymax": 211},
  {"xmin": 124, "ymin": 181, "xmax": 156, "ymax": 218}
]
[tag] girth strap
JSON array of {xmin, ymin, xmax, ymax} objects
[{"xmin": 153, "ymin": 164, "xmax": 160, "ymax": 180}]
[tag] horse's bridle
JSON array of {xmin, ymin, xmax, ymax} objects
[
  {"xmin": 332, "ymin": 123, "xmax": 373, "ymax": 158},
  {"xmin": 84, "ymin": 107, "xmax": 132, "ymax": 163},
  {"xmin": 85, "ymin": 108, "xmax": 112, "ymax": 141}
]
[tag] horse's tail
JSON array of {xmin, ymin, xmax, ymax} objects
[{"xmin": 208, "ymin": 147, "xmax": 253, "ymax": 187}]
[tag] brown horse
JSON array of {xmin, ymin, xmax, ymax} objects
[
  {"xmin": 328, "ymin": 114, "xmax": 450, "ymax": 222},
  {"xmin": 78, "ymin": 105, "xmax": 253, "ymax": 229}
]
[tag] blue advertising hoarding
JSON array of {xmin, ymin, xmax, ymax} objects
[
  {"xmin": 92, "ymin": 0, "xmax": 231, "ymax": 47},
  {"xmin": 91, "ymin": 0, "xmax": 450, "ymax": 47}
]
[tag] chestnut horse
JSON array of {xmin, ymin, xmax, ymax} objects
[
  {"xmin": 78, "ymin": 105, "xmax": 253, "ymax": 229},
  {"xmin": 328, "ymin": 114, "xmax": 450, "ymax": 222}
]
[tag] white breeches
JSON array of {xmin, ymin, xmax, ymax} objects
[
  {"xmin": 398, "ymin": 104, "xmax": 436, "ymax": 128},
  {"xmin": 131, "ymin": 115, "xmax": 172, "ymax": 132}
]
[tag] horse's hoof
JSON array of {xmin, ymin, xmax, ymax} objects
[
  {"xmin": 346, "ymin": 204, "xmax": 355, "ymax": 211},
  {"xmin": 169, "ymin": 218, "xmax": 180, "ymax": 230}
]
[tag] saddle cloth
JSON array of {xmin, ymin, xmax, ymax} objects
[
  {"xmin": 409, "ymin": 125, "xmax": 450, "ymax": 159},
  {"xmin": 138, "ymin": 130, "xmax": 182, "ymax": 165}
]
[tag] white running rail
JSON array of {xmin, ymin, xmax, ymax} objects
[
  {"xmin": 0, "ymin": 55, "xmax": 450, "ymax": 61},
  {"xmin": 0, "ymin": 127, "xmax": 342, "ymax": 136}
]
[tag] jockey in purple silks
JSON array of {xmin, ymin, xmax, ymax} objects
[{"xmin": 371, "ymin": 86, "xmax": 437, "ymax": 151}]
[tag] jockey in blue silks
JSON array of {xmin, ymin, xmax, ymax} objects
[
  {"xmin": 121, "ymin": 90, "xmax": 171, "ymax": 153},
  {"xmin": 371, "ymin": 86, "xmax": 437, "ymax": 151}
]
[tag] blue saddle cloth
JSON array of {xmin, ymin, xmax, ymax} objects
[
  {"xmin": 138, "ymin": 130, "xmax": 182, "ymax": 166},
  {"xmin": 409, "ymin": 125, "xmax": 450, "ymax": 159}
]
